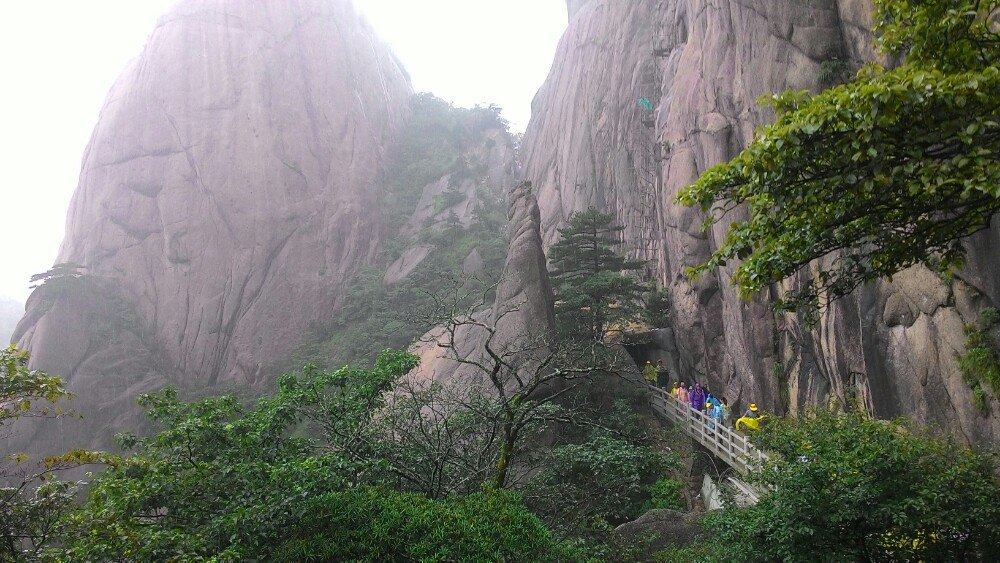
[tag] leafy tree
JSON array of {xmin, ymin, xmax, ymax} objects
[
  {"xmin": 645, "ymin": 478, "xmax": 685, "ymax": 512},
  {"xmin": 678, "ymin": 0, "xmax": 1000, "ymax": 315},
  {"xmin": 1, "ymin": 346, "xmax": 105, "ymax": 560},
  {"xmin": 704, "ymin": 410, "xmax": 1000, "ymax": 561},
  {"xmin": 549, "ymin": 207, "xmax": 648, "ymax": 341}
]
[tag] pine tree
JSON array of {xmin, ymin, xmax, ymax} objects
[{"xmin": 548, "ymin": 207, "xmax": 647, "ymax": 342}]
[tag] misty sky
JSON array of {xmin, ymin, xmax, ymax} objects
[{"xmin": 0, "ymin": 1, "xmax": 566, "ymax": 304}]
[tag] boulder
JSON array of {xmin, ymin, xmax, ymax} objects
[{"xmin": 615, "ymin": 509, "xmax": 701, "ymax": 552}]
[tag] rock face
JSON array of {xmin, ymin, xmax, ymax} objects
[
  {"xmin": 13, "ymin": 0, "xmax": 412, "ymax": 451},
  {"xmin": 615, "ymin": 509, "xmax": 701, "ymax": 554},
  {"xmin": 522, "ymin": 0, "xmax": 1000, "ymax": 444}
]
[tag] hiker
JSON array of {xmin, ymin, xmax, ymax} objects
[
  {"xmin": 670, "ymin": 382, "xmax": 679, "ymax": 397},
  {"xmin": 744, "ymin": 403, "xmax": 760, "ymax": 419},
  {"xmin": 642, "ymin": 361, "xmax": 657, "ymax": 384},
  {"xmin": 656, "ymin": 360, "xmax": 669, "ymax": 388},
  {"xmin": 677, "ymin": 382, "xmax": 688, "ymax": 403},
  {"xmin": 719, "ymin": 397, "xmax": 731, "ymax": 426},
  {"xmin": 689, "ymin": 383, "xmax": 706, "ymax": 412},
  {"xmin": 708, "ymin": 401, "xmax": 722, "ymax": 429}
]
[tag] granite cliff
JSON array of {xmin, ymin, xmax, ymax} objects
[
  {"xmin": 13, "ymin": 0, "xmax": 415, "ymax": 450},
  {"xmin": 523, "ymin": 0, "xmax": 1000, "ymax": 444}
]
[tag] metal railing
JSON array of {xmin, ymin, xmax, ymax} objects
[{"xmin": 648, "ymin": 386, "xmax": 768, "ymax": 476}]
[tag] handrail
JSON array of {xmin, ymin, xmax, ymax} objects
[{"xmin": 647, "ymin": 385, "xmax": 768, "ymax": 476}]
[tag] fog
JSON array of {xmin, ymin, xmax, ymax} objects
[{"xmin": 0, "ymin": 0, "xmax": 565, "ymax": 304}]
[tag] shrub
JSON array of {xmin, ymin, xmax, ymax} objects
[{"xmin": 645, "ymin": 478, "xmax": 685, "ymax": 512}]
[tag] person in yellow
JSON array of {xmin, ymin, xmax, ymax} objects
[
  {"xmin": 642, "ymin": 361, "xmax": 657, "ymax": 384},
  {"xmin": 671, "ymin": 382, "xmax": 679, "ymax": 396}
]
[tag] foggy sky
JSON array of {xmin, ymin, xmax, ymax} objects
[{"xmin": 0, "ymin": 0, "xmax": 566, "ymax": 304}]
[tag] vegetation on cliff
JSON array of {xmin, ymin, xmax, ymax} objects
[
  {"xmin": 549, "ymin": 207, "xmax": 649, "ymax": 342},
  {"xmin": 679, "ymin": 0, "xmax": 1000, "ymax": 316}
]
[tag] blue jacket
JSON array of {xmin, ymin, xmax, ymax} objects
[{"xmin": 709, "ymin": 404, "xmax": 722, "ymax": 422}]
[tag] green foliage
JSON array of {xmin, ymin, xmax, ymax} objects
[
  {"xmin": 971, "ymin": 382, "xmax": 987, "ymax": 414},
  {"xmin": 0, "ymin": 346, "xmax": 71, "ymax": 426},
  {"xmin": 652, "ymin": 538, "xmax": 732, "ymax": 563},
  {"xmin": 817, "ymin": 57, "xmax": 851, "ymax": 88},
  {"xmin": 704, "ymin": 410, "xmax": 1000, "ymax": 561},
  {"xmin": 432, "ymin": 185, "xmax": 467, "ymax": 214},
  {"xmin": 645, "ymin": 478, "xmax": 685, "ymax": 512},
  {"xmin": 60, "ymin": 350, "xmax": 572, "ymax": 560},
  {"xmin": 28, "ymin": 262, "xmax": 84, "ymax": 290},
  {"xmin": 678, "ymin": 0, "xmax": 1000, "ymax": 316},
  {"xmin": 525, "ymin": 433, "xmax": 673, "ymax": 534},
  {"xmin": 549, "ymin": 207, "xmax": 648, "ymax": 341},
  {"xmin": 1, "ymin": 346, "xmax": 95, "ymax": 560},
  {"xmin": 645, "ymin": 287, "xmax": 672, "ymax": 327},
  {"xmin": 959, "ymin": 307, "xmax": 1000, "ymax": 412},
  {"xmin": 272, "ymin": 487, "xmax": 573, "ymax": 562},
  {"xmin": 523, "ymin": 386, "xmax": 677, "ymax": 549}
]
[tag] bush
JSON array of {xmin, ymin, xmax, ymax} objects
[
  {"xmin": 271, "ymin": 487, "xmax": 573, "ymax": 561},
  {"xmin": 959, "ymin": 307, "xmax": 1000, "ymax": 404},
  {"xmin": 645, "ymin": 478, "xmax": 685, "ymax": 512},
  {"xmin": 524, "ymin": 432, "xmax": 674, "ymax": 538}
]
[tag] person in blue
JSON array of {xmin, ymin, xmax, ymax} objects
[{"xmin": 707, "ymin": 400, "xmax": 723, "ymax": 430}]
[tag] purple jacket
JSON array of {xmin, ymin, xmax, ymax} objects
[{"xmin": 689, "ymin": 385, "xmax": 706, "ymax": 411}]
